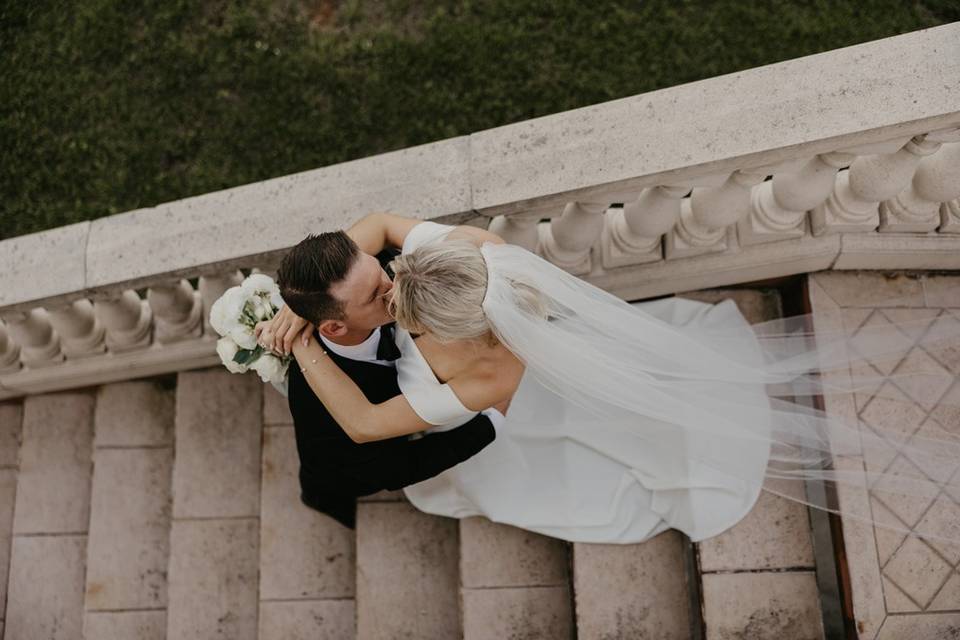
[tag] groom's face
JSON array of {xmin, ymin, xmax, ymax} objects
[{"xmin": 327, "ymin": 251, "xmax": 395, "ymax": 332}]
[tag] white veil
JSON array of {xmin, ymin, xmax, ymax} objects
[{"xmin": 478, "ymin": 241, "xmax": 960, "ymax": 545}]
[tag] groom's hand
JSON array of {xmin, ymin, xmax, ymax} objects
[{"xmin": 255, "ymin": 306, "xmax": 315, "ymax": 355}]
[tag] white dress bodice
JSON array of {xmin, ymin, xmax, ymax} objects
[{"xmin": 394, "ymin": 327, "xmax": 478, "ymax": 431}]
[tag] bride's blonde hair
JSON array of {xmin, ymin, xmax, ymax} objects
[
  {"xmin": 388, "ymin": 239, "xmax": 490, "ymax": 343},
  {"xmin": 388, "ymin": 239, "xmax": 547, "ymax": 344}
]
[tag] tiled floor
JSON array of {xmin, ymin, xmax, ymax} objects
[{"xmin": 809, "ymin": 270, "xmax": 960, "ymax": 639}]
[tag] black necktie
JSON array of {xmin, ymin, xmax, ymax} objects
[{"xmin": 376, "ymin": 323, "xmax": 401, "ymax": 361}]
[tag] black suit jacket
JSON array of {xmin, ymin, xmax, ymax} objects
[{"xmin": 286, "ymin": 251, "xmax": 496, "ymax": 529}]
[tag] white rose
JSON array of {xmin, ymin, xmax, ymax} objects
[
  {"xmin": 269, "ymin": 290, "xmax": 285, "ymax": 310},
  {"xmin": 250, "ymin": 352, "xmax": 287, "ymax": 383},
  {"xmin": 242, "ymin": 273, "xmax": 280, "ymax": 297},
  {"xmin": 250, "ymin": 295, "xmax": 273, "ymax": 321},
  {"xmin": 209, "ymin": 286, "xmax": 247, "ymax": 336},
  {"xmin": 229, "ymin": 323, "xmax": 258, "ymax": 350},
  {"xmin": 270, "ymin": 377, "xmax": 289, "ymax": 398},
  {"xmin": 216, "ymin": 336, "xmax": 248, "ymax": 373}
]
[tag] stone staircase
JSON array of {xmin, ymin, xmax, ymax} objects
[{"xmin": 0, "ymin": 287, "xmax": 829, "ymax": 639}]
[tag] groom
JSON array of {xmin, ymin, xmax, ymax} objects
[{"xmin": 259, "ymin": 212, "xmax": 503, "ymax": 529}]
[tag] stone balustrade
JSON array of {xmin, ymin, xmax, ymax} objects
[{"xmin": 0, "ymin": 22, "xmax": 958, "ymax": 400}]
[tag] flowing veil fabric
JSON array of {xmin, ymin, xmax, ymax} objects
[{"xmin": 478, "ymin": 241, "xmax": 960, "ymax": 545}]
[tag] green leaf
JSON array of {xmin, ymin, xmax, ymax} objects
[{"xmin": 233, "ymin": 344, "xmax": 263, "ymax": 365}]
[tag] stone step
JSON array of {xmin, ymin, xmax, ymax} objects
[
  {"xmin": 356, "ymin": 499, "xmax": 460, "ymax": 639},
  {"xmin": 259, "ymin": 422, "xmax": 356, "ymax": 639},
  {"xmin": 459, "ymin": 516, "xmax": 573, "ymax": 639},
  {"xmin": 83, "ymin": 380, "xmax": 175, "ymax": 639},
  {"xmin": 573, "ymin": 531, "xmax": 693, "ymax": 638},
  {"xmin": 4, "ymin": 391, "xmax": 94, "ymax": 639},
  {"xmin": 166, "ymin": 367, "xmax": 262, "ymax": 640}
]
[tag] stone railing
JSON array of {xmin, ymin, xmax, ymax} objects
[{"xmin": 1, "ymin": 22, "xmax": 958, "ymax": 400}]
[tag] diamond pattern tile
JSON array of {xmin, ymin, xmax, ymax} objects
[
  {"xmin": 859, "ymin": 381, "xmax": 927, "ymax": 447},
  {"xmin": 927, "ymin": 570, "xmax": 960, "ymax": 611},
  {"xmin": 913, "ymin": 493, "xmax": 960, "ymax": 565},
  {"xmin": 812, "ymin": 279, "xmax": 960, "ymax": 629},
  {"xmin": 946, "ymin": 467, "xmax": 960, "ymax": 505},
  {"xmin": 850, "ymin": 311, "xmax": 914, "ymax": 376},
  {"xmin": 878, "ymin": 308, "xmax": 941, "ymax": 342},
  {"xmin": 871, "ymin": 497, "xmax": 908, "ymax": 567},
  {"xmin": 889, "ymin": 349, "xmax": 953, "ymax": 413},
  {"xmin": 923, "ymin": 313, "xmax": 960, "ymax": 375},
  {"xmin": 882, "ymin": 535, "xmax": 954, "ymax": 609},
  {"xmin": 904, "ymin": 417, "xmax": 960, "ymax": 485},
  {"xmin": 929, "ymin": 382, "xmax": 960, "ymax": 437},
  {"xmin": 841, "ymin": 308, "xmax": 874, "ymax": 338},
  {"xmin": 870, "ymin": 455, "xmax": 939, "ymax": 527},
  {"xmin": 850, "ymin": 360, "xmax": 886, "ymax": 413},
  {"xmin": 881, "ymin": 575, "xmax": 921, "ymax": 612}
]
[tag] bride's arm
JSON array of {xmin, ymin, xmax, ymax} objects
[
  {"xmin": 291, "ymin": 332, "xmax": 434, "ymax": 444},
  {"xmin": 346, "ymin": 212, "xmax": 504, "ymax": 255},
  {"xmin": 346, "ymin": 212, "xmax": 421, "ymax": 256}
]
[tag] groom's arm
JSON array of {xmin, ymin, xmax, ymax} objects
[
  {"xmin": 346, "ymin": 212, "xmax": 502, "ymax": 256},
  {"xmin": 348, "ymin": 414, "xmax": 497, "ymax": 492},
  {"xmin": 289, "ymin": 353, "xmax": 497, "ymax": 504}
]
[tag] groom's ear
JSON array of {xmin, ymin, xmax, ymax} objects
[{"xmin": 318, "ymin": 319, "xmax": 347, "ymax": 339}]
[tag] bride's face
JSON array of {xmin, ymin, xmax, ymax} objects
[{"xmin": 328, "ymin": 252, "xmax": 395, "ymax": 332}]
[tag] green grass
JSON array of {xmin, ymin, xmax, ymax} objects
[{"xmin": 1, "ymin": 0, "xmax": 955, "ymax": 241}]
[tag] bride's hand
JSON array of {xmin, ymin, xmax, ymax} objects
[{"xmin": 255, "ymin": 306, "xmax": 315, "ymax": 356}]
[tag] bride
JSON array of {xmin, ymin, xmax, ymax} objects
[{"xmin": 287, "ymin": 220, "xmax": 960, "ymax": 545}]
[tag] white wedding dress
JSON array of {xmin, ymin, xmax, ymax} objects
[
  {"xmin": 397, "ymin": 295, "xmax": 771, "ymax": 544},
  {"xmin": 390, "ymin": 222, "xmax": 960, "ymax": 546},
  {"xmin": 394, "ymin": 223, "xmax": 770, "ymax": 543}
]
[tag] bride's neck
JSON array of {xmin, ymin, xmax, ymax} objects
[{"xmin": 419, "ymin": 329, "xmax": 499, "ymax": 351}]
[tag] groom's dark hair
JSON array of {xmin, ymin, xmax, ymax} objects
[{"xmin": 277, "ymin": 230, "xmax": 360, "ymax": 323}]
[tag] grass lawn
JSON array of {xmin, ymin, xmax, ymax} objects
[{"xmin": 1, "ymin": 0, "xmax": 956, "ymax": 241}]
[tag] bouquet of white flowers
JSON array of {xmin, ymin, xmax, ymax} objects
[{"xmin": 209, "ymin": 273, "xmax": 291, "ymax": 396}]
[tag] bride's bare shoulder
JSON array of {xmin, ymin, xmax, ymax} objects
[
  {"xmin": 461, "ymin": 344, "xmax": 524, "ymax": 385},
  {"xmin": 416, "ymin": 333, "xmax": 522, "ymax": 389},
  {"xmin": 446, "ymin": 346, "xmax": 524, "ymax": 412}
]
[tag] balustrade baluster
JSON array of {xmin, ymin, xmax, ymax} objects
[
  {"xmin": 601, "ymin": 185, "xmax": 687, "ymax": 268},
  {"xmin": 93, "ymin": 290, "xmax": 153, "ymax": 352},
  {"xmin": 942, "ymin": 200, "xmax": 960, "ymax": 234},
  {"xmin": 538, "ymin": 202, "xmax": 606, "ymax": 275},
  {"xmin": 739, "ymin": 153, "xmax": 854, "ymax": 246},
  {"xmin": 880, "ymin": 136, "xmax": 960, "ymax": 233},
  {"xmin": 488, "ymin": 215, "xmax": 540, "ymax": 252},
  {"xmin": 667, "ymin": 170, "xmax": 764, "ymax": 259},
  {"xmin": 148, "ymin": 280, "xmax": 203, "ymax": 344},
  {"xmin": 811, "ymin": 134, "xmax": 939, "ymax": 235},
  {"xmin": 0, "ymin": 320, "xmax": 22, "ymax": 371},
  {"xmin": 0, "ymin": 308, "xmax": 63, "ymax": 367},
  {"xmin": 46, "ymin": 299, "xmax": 106, "ymax": 358}
]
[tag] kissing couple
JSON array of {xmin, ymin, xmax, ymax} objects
[{"xmin": 254, "ymin": 212, "xmax": 960, "ymax": 545}]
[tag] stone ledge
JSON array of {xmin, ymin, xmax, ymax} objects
[
  {"xmin": 470, "ymin": 23, "xmax": 960, "ymax": 214},
  {"xmin": 0, "ymin": 221, "xmax": 89, "ymax": 310}
]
